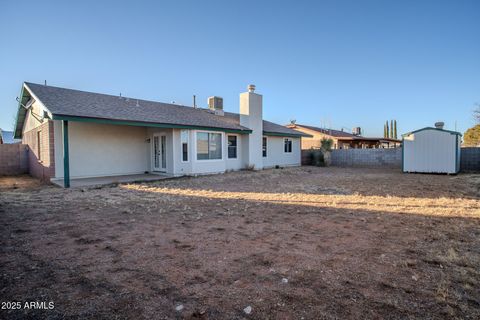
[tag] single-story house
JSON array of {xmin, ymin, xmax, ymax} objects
[
  {"xmin": 286, "ymin": 123, "xmax": 401, "ymax": 149},
  {"xmin": 14, "ymin": 82, "xmax": 309, "ymax": 187}
]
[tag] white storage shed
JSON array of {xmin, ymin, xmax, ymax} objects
[{"xmin": 402, "ymin": 123, "xmax": 461, "ymax": 174}]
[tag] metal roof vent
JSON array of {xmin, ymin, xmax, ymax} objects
[
  {"xmin": 434, "ymin": 122, "xmax": 444, "ymax": 129},
  {"xmin": 248, "ymin": 84, "xmax": 256, "ymax": 93}
]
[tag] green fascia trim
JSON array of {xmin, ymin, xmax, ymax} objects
[
  {"xmin": 63, "ymin": 120, "xmax": 70, "ymax": 188},
  {"xmin": 52, "ymin": 115, "xmax": 252, "ymax": 134},
  {"xmin": 402, "ymin": 127, "xmax": 462, "ymax": 137},
  {"xmin": 13, "ymin": 85, "xmax": 29, "ymax": 139},
  {"xmin": 263, "ymin": 131, "xmax": 312, "ymax": 138}
]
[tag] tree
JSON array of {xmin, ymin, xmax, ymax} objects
[
  {"xmin": 393, "ymin": 120, "xmax": 398, "ymax": 139},
  {"xmin": 464, "ymin": 124, "xmax": 480, "ymax": 146},
  {"xmin": 390, "ymin": 120, "xmax": 394, "ymax": 138},
  {"xmin": 474, "ymin": 104, "xmax": 480, "ymax": 123},
  {"xmin": 320, "ymin": 137, "xmax": 333, "ymax": 151},
  {"xmin": 385, "ymin": 121, "xmax": 389, "ymax": 138},
  {"xmin": 384, "ymin": 124, "xmax": 387, "ymax": 138}
]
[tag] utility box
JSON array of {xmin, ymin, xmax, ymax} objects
[{"xmin": 402, "ymin": 124, "xmax": 461, "ymax": 174}]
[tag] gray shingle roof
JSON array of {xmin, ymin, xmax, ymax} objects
[{"xmin": 24, "ymin": 82, "xmax": 305, "ymax": 137}]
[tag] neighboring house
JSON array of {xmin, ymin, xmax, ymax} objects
[
  {"xmin": 14, "ymin": 82, "xmax": 309, "ymax": 187},
  {"xmin": 286, "ymin": 123, "xmax": 401, "ymax": 149},
  {"xmin": 0, "ymin": 129, "xmax": 21, "ymax": 144}
]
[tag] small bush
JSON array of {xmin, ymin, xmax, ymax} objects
[{"xmin": 309, "ymin": 149, "xmax": 324, "ymax": 166}]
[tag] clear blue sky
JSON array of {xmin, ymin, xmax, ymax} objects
[{"xmin": 1, "ymin": 0, "xmax": 479, "ymax": 136}]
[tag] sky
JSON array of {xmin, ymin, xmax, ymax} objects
[{"xmin": 0, "ymin": 0, "xmax": 479, "ymax": 137}]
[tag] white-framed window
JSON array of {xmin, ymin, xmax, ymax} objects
[
  {"xmin": 196, "ymin": 131, "xmax": 222, "ymax": 160},
  {"xmin": 262, "ymin": 137, "xmax": 267, "ymax": 157},
  {"xmin": 284, "ymin": 138, "xmax": 292, "ymax": 153},
  {"xmin": 181, "ymin": 129, "xmax": 188, "ymax": 162},
  {"xmin": 227, "ymin": 135, "xmax": 237, "ymax": 159}
]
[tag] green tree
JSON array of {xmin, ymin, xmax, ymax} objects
[
  {"xmin": 394, "ymin": 120, "xmax": 398, "ymax": 139},
  {"xmin": 464, "ymin": 124, "xmax": 480, "ymax": 146},
  {"xmin": 390, "ymin": 120, "xmax": 394, "ymax": 138},
  {"xmin": 320, "ymin": 137, "xmax": 333, "ymax": 151},
  {"xmin": 385, "ymin": 121, "xmax": 389, "ymax": 138},
  {"xmin": 384, "ymin": 124, "xmax": 387, "ymax": 138}
]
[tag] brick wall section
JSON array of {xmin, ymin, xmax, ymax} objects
[
  {"xmin": 330, "ymin": 148, "xmax": 402, "ymax": 168},
  {"xmin": 22, "ymin": 120, "xmax": 55, "ymax": 181},
  {"xmin": 0, "ymin": 144, "xmax": 28, "ymax": 175},
  {"xmin": 460, "ymin": 147, "xmax": 480, "ymax": 172}
]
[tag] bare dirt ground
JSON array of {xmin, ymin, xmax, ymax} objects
[{"xmin": 1, "ymin": 167, "xmax": 479, "ymax": 319}]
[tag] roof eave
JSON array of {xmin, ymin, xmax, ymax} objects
[{"xmin": 402, "ymin": 127, "xmax": 462, "ymax": 137}]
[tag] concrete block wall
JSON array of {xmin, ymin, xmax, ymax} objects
[
  {"xmin": 460, "ymin": 147, "xmax": 480, "ymax": 172},
  {"xmin": 331, "ymin": 148, "xmax": 402, "ymax": 168},
  {"xmin": 0, "ymin": 144, "xmax": 28, "ymax": 175},
  {"xmin": 22, "ymin": 120, "xmax": 55, "ymax": 181}
]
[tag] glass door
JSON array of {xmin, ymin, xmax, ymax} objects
[{"xmin": 153, "ymin": 134, "xmax": 167, "ymax": 172}]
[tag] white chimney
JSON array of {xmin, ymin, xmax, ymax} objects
[{"xmin": 240, "ymin": 84, "xmax": 263, "ymax": 170}]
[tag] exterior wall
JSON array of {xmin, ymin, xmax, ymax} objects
[
  {"xmin": 460, "ymin": 147, "xmax": 480, "ymax": 172},
  {"xmin": 0, "ymin": 144, "xmax": 28, "ymax": 175},
  {"xmin": 54, "ymin": 121, "xmax": 149, "ymax": 179},
  {"xmin": 403, "ymin": 130, "xmax": 458, "ymax": 174},
  {"xmin": 262, "ymin": 136, "xmax": 301, "ymax": 168},
  {"xmin": 22, "ymin": 120, "xmax": 55, "ymax": 181},
  {"xmin": 330, "ymin": 148, "xmax": 402, "ymax": 168}
]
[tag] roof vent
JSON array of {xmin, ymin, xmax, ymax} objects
[
  {"xmin": 434, "ymin": 122, "xmax": 444, "ymax": 129},
  {"xmin": 248, "ymin": 84, "xmax": 256, "ymax": 93}
]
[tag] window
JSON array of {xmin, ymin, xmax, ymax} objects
[
  {"xmin": 284, "ymin": 138, "xmax": 292, "ymax": 153},
  {"xmin": 197, "ymin": 132, "xmax": 222, "ymax": 160},
  {"xmin": 37, "ymin": 131, "xmax": 42, "ymax": 160},
  {"xmin": 181, "ymin": 130, "xmax": 188, "ymax": 162},
  {"xmin": 228, "ymin": 135, "xmax": 237, "ymax": 159},
  {"xmin": 262, "ymin": 137, "xmax": 267, "ymax": 157}
]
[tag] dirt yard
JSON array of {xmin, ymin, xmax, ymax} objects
[{"xmin": 1, "ymin": 167, "xmax": 479, "ymax": 319}]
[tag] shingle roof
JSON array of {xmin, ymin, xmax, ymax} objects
[
  {"xmin": 23, "ymin": 82, "xmax": 305, "ymax": 137},
  {"xmin": 292, "ymin": 124, "xmax": 357, "ymax": 138}
]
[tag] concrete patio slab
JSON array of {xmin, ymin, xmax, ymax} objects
[{"xmin": 51, "ymin": 173, "xmax": 173, "ymax": 188}]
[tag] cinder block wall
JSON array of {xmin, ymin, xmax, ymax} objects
[
  {"xmin": 460, "ymin": 147, "xmax": 480, "ymax": 172},
  {"xmin": 330, "ymin": 148, "xmax": 402, "ymax": 168},
  {"xmin": 0, "ymin": 144, "xmax": 28, "ymax": 175},
  {"xmin": 22, "ymin": 120, "xmax": 55, "ymax": 181}
]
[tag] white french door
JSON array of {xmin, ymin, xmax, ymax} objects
[{"xmin": 153, "ymin": 134, "xmax": 167, "ymax": 172}]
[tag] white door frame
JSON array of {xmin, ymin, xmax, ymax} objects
[{"xmin": 152, "ymin": 133, "xmax": 167, "ymax": 172}]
